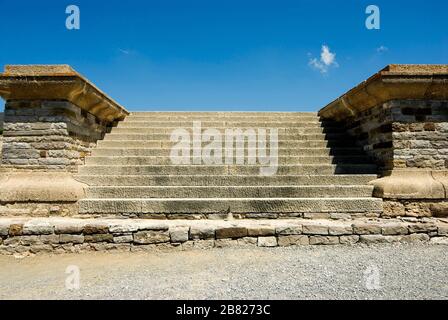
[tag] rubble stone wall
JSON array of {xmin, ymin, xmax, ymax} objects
[
  {"xmin": 1, "ymin": 218, "xmax": 447, "ymax": 255},
  {"xmin": 343, "ymin": 100, "xmax": 448, "ymax": 172},
  {"xmin": 1, "ymin": 100, "xmax": 112, "ymax": 172}
]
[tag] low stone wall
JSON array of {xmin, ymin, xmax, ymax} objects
[
  {"xmin": 343, "ymin": 100, "xmax": 448, "ymax": 172},
  {"xmin": 1, "ymin": 217, "xmax": 447, "ymax": 255},
  {"xmin": 2, "ymin": 100, "xmax": 110, "ymax": 172}
]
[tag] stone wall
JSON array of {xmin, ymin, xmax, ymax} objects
[
  {"xmin": 343, "ymin": 100, "xmax": 448, "ymax": 172},
  {"xmin": 2, "ymin": 100, "xmax": 111, "ymax": 172},
  {"xmin": 1, "ymin": 217, "xmax": 447, "ymax": 255}
]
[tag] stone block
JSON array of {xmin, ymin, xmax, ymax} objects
[
  {"xmin": 9, "ymin": 224, "xmax": 23, "ymax": 236},
  {"xmin": 381, "ymin": 224, "xmax": 408, "ymax": 235},
  {"xmin": 84, "ymin": 224, "xmax": 109, "ymax": 235},
  {"xmin": 23, "ymin": 221, "xmax": 53, "ymax": 235},
  {"xmin": 169, "ymin": 227, "xmax": 189, "ymax": 243},
  {"xmin": 113, "ymin": 235, "xmax": 134, "ymax": 244},
  {"xmin": 309, "ymin": 236, "xmax": 339, "ymax": 245},
  {"xmin": 133, "ymin": 231, "xmax": 170, "ymax": 244},
  {"xmin": 257, "ymin": 237, "xmax": 278, "ymax": 247},
  {"xmin": 328, "ymin": 225, "xmax": 353, "ymax": 236},
  {"xmin": 190, "ymin": 226, "xmax": 215, "ymax": 240},
  {"xmin": 247, "ymin": 226, "xmax": 275, "ymax": 237},
  {"xmin": 216, "ymin": 227, "xmax": 248, "ymax": 239},
  {"xmin": 353, "ymin": 223, "xmax": 381, "ymax": 235},
  {"xmin": 302, "ymin": 224, "xmax": 329, "ymax": 235},
  {"xmin": 85, "ymin": 234, "xmax": 114, "ymax": 243},
  {"xmin": 59, "ymin": 234, "xmax": 84, "ymax": 244},
  {"xmin": 275, "ymin": 225, "xmax": 302, "ymax": 235},
  {"xmin": 277, "ymin": 235, "xmax": 309, "ymax": 246},
  {"xmin": 339, "ymin": 235, "xmax": 360, "ymax": 245}
]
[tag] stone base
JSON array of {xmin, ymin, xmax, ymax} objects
[
  {"xmin": 1, "ymin": 217, "xmax": 447, "ymax": 256},
  {"xmin": 383, "ymin": 200, "xmax": 448, "ymax": 218},
  {"xmin": 0, "ymin": 172, "xmax": 86, "ymax": 216},
  {"xmin": 370, "ymin": 170, "xmax": 448, "ymax": 199}
]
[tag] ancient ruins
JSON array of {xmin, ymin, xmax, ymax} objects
[{"xmin": 0, "ymin": 64, "xmax": 447, "ymax": 254}]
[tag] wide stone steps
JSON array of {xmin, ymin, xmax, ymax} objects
[
  {"xmin": 74, "ymin": 174, "xmax": 378, "ymax": 186},
  {"xmin": 78, "ymin": 198, "xmax": 383, "ymax": 214},
  {"xmin": 97, "ymin": 139, "xmax": 355, "ymax": 149},
  {"xmin": 78, "ymin": 164, "xmax": 377, "ymax": 176},
  {"xmin": 102, "ymin": 133, "xmax": 352, "ymax": 141},
  {"xmin": 90, "ymin": 147, "xmax": 365, "ymax": 157},
  {"xmin": 78, "ymin": 112, "xmax": 382, "ymax": 217},
  {"xmin": 84, "ymin": 185, "xmax": 374, "ymax": 199},
  {"xmin": 85, "ymin": 156, "xmax": 372, "ymax": 166}
]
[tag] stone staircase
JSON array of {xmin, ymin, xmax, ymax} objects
[{"xmin": 76, "ymin": 112, "xmax": 383, "ymax": 218}]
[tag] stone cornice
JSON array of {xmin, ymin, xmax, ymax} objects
[
  {"xmin": 318, "ymin": 64, "xmax": 448, "ymax": 121},
  {"xmin": 0, "ymin": 65, "xmax": 129, "ymax": 122}
]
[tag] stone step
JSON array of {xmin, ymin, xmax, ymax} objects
[
  {"xmin": 90, "ymin": 147, "xmax": 365, "ymax": 157},
  {"xmin": 78, "ymin": 164, "xmax": 378, "ymax": 175},
  {"xmin": 110, "ymin": 127, "xmax": 345, "ymax": 134},
  {"xmin": 85, "ymin": 155, "xmax": 372, "ymax": 166},
  {"xmin": 102, "ymin": 133, "xmax": 351, "ymax": 141},
  {"xmin": 120, "ymin": 115, "xmax": 326, "ymax": 124},
  {"xmin": 96, "ymin": 139, "xmax": 357, "ymax": 149},
  {"xmin": 78, "ymin": 197, "xmax": 384, "ymax": 214},
  {"xmin": 75, "ymin": 174, "xmax": 378, "ymax": 186},
  {"xmin": 85, "ymin": 185, "xmax": 374, "ymax": 199}
]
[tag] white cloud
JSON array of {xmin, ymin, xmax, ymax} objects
[
  {"xmin": 376, "ymin": 45, "xmax": 389, "ymax": 53},
  {"xmin": 119, "ymin": 48, "xmax": 132, "ymax": 55},
  {"xmin": 309, "ymin": 45, "xmax": 338, "ymax": 74}
]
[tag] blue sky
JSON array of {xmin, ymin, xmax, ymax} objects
[{"xmin": 0, "ymin": 0, "xmax": 447, "ymax": 111}]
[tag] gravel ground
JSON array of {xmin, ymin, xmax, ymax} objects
[{"xmin": 0, "ymin": 244, "xmax": 447, "ymax": 300}]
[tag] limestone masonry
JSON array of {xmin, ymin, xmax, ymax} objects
[{"xmin": 0, "ymin": 64, "xmax": 447, "ymax": 254}]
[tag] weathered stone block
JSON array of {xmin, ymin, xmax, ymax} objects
[
  {"xmin": 113, "ymin": 235, "xmax": 133, "ymax": 244},
  {"xmin": 59, "ymin": 234, "xmax": 84, "ymax": 244},
  {"xmin": 401, "ymin": 233, "xmax": 430, "ymax": 243},
  {"xmin": 55, "ymin": 223, "xmax": 84, "ymax": 235},
  {"xmin": 339, "ymin": 235, "xmax": 360, "ymax": 245},
  {"xmin": 275, "ymin": 225, "xmax": 302, "ymax": 235},
  {"xmin": 23, "ymin": 221, "xmax": 53, "ymax": 235},
  {"xmin": 408, "ymin": 223, "xmax": 437, "ymax": 233},
  {"xmin": 309, "ymin": 236, "xmax": 339, "ymax": 245},
  {"xmin": 257, "ymin": 237, "xmax": 278, "ymax": 247},
  {"xmin": 359, "ymin": 235, "xmax": 401, "ymax": 244},
  {"xmin": 237, "ymin": 237, "xmax": 258, "ymax": 246},
  {"xmin": 381, "ymin": 224, "xmax": 408, "ymax": 235},
  {"xmin": 353, "ymin": 223, "xmax": 381, "ymax": 235},
  {"xmin": 85, "ymin": 234, "xmax": 113, "ymax": 243},
  {"xmin": 169, "ymin": 227, "xmax": 189, "ymax": 243},
  {"xmin": 328, "ymin": 225, "xmax": 353, "ymax": 236},
  {"xmin": 215, "ymin": 239, "xmax": 238, "ymax": 248},
  {"xmin": 247, "ymin": 226, "xmax": 275, "ymax": 237},
  {"xmin": 84, "ymin": 224, "xmax": 109, "ymax": 235},
  {"xmin": 190, "ymin": 226, "xmax": 215, "ymax": 240},
  {"xmin": 9, "ymin": 224, "xmax": 23, "ymax": 236},
  {"xmin": 133, "ymin": 231, "xmax": 170, "ymax": 244},
  {"xmin": 302, "ymin": 224, "xmax": 329, "ymax": 235},
  {"xmin": 40, "ymin": 234, "xmax": 60, "ymax": 244},
  {"xmin": 216, "ymin": 227, "xmax": 248, "ymax": 239},
  {"xmin": 277, "ymin": 235, "xmax": 309, "ymax": 246}
]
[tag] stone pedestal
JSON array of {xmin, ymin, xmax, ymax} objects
[
  {"xmin": 0, "ymin": 65, "xmax": 129, "ymax": 216},
  {"xmin": 319, "ymin": 65, "xmax": 448, "ymax": 217}
]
